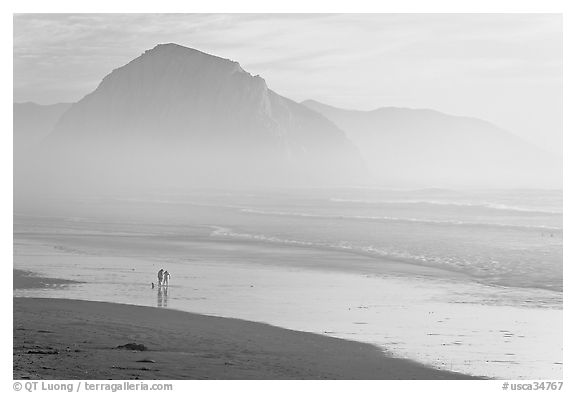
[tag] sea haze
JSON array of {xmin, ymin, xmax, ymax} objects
[
  {"xmin": 13, "ymin": 39, "xmax": 562, "ymax": 380},
  {"xmin": 16, "ymin": 187, "xmax": 562, "ymax": 298}
]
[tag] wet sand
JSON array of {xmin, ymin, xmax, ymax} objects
[
  {"xmin": 14, "ymin": 234, "xmax": 562, "ymax": 379},
  {"xmin": 14, "ymin": 269, "xmax": 83, "ymax": 289},
  {"xmin": 13, "ymin": 270, "xmax": 477, "ymax": 380}
]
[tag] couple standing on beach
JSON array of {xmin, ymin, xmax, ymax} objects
[{"xmin": 157, "ymin": 269, "xmax": 171, "ymax": 287}]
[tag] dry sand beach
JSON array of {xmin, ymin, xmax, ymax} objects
[{"xmin": 13, "ymin": 271, "xmax": 475, "ymax": 380}]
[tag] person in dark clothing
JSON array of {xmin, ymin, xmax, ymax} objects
[{"xmin": 157, "ymin": 269, "xmax": 164, "ymax": 286}]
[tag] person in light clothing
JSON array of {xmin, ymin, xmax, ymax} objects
[{"xmin": 162, "ymin": 270, "xmax": 171, "ymax": 287}]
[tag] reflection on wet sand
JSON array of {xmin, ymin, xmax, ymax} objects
[{"xmin": 157, "ymin": 286, "xmax": 168, "ymax": 308}]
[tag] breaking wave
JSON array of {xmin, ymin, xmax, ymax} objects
[
  {"xmin": 329, "ymin": 198, "xmax": 562, "ymax": 215},
  {"xmin": 240, "ymin": 208, "xmax": 562, "ymax": 231},
  {"xmin": 209, "ymin": 225, "xmax": 561, "ymax": 292}
]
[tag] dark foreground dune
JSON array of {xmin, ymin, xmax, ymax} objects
[{"xmin": 14, "ymin": 270, "xmax": 479, "ymax": 380}]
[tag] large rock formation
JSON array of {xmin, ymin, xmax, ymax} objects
[{"xmin": 32, "ymin": 44, "xmax": 364, "ymax": 192}]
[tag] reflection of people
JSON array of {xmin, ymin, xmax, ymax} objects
[
  {"xmin": 157, "ymin": 269, "xmax": 164, "ymax": 286},
  {"xmin": 163, "ymin": 270, "xmax": 171, "ymax": 287},
  {"xmin": 157, "ymin": 286, "xmax": 168, "ymax": 308}
]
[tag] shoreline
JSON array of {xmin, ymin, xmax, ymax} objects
[
  {"xmin": 13, "ymin": 296, "xmax": 479, "ymax": 380},
  {"xmin": 14, "ymin": 231, "xmax": 563, "ymax": 379},
  {"xmin": 13, "ymin": 268, "xmax": 480, "ymax": 380},
  {"xmin": 15, "ymin": 224, "xmax": 562, "ymax": 294}
]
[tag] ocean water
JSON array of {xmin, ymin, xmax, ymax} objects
[
  {"xmin": 85, "ymin": 187, "xmax": 562, "ymax": 293},
  {"xmin": 14, "ymin": 187, "xmax": 563, "ymax": 378}
]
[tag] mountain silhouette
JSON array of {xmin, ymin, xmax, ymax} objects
[
  {"xmin": 302, "ymin": 99, "xmax": 560, "ymax": 188},
  {"xmin": 33, "ymin": 44, "xmax": 364, "ymax": 191}
]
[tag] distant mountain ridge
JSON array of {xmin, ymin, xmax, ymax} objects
[
  {"xmin": 302, "ymin": 99, "xmax": 561, "ymax": 188},
  {"xmin": 27, "ymin": 44, "xmax": 365, "ymax": 191}
]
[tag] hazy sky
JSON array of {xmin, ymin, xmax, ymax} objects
[{"xmin": 13, "ymin": 14, "xmax": 562, "ymax": 156}]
